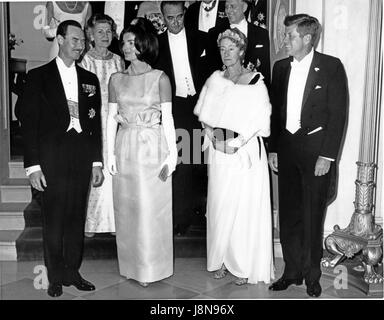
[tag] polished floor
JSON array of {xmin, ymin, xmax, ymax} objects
[{"xmin": 0, "ymin": 257, "xmax": 381, "ymax": 300}]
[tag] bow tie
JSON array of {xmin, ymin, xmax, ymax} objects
[
  {"xmin": 290, "ymin": 59, "xmax": 304, "ymax": 68},
  {"xmin": 203, "ymin": 0, "xmax": 217, "ymax": 12}
]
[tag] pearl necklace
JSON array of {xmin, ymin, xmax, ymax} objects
[
  {"xmin": 64, "ymin": 1, "xmax": 78, "ymax": 12},
  {"xmin": 129, "ymin": 64, "xmax": 152, "ymax": 76}
]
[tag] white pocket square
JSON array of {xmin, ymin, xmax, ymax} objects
[
  {"xmin": 307, "ymin": 127, "xmax": 323, "ymax": 135},
  {"xmin": 88, "ymin": 93, "xmax": 95, "ymax": 97},
  {"xmin": 255, "ymin": 44, "xmax": 264, "ymax": 48},
  {"xmin": 315, "ymin": 85, "xmax": 322, "ymax": 90},
  {"xmin": 201, "ymin": 49, "xmax": 206, "ymax": 57}
]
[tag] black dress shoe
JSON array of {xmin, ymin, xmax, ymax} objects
[
  {"xmin": 47, "ymin": 283, "xmax": 63, "ymax": 297},
  {"xmin": 63, "ymin": 277, "xmax": 96, "ymax": 291},
  {"xmin": 306, "ymin": 281, "xmax": 322, "ymax": 297},
  {"xmin": 268, "ymin": 277, "xmax": 303, "ymax": 291}
]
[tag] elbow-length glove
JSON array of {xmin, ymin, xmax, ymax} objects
[{"xmin": 160, "ymin": 102, "xmax": 177, "ymax": 176}]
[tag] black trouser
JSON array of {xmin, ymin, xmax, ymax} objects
[
  {"xmin": 40, "ymin": 130, "xmax": 92, "ymax": 284},
  {"xmin": 172, "ymin": 96, "xmax": 207, "ymax": 233},
  {"xmin": 277, "ymin": 129, "xmax": 331, "ymax": 283}
]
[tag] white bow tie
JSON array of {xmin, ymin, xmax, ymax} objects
[
  {"xmin": 291, "ymin": 59, "xmax": 306, "ymax": 69},
  {"xmin": 203, "ymin": 0, "xmax": 216, "ymax": 11}
]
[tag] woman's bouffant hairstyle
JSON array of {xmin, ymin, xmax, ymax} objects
[
  {"xmin": 130, "ymin": 17, "xmax": 158, "ymax": 36},
  {"xmin": 87, "ymin": 13, "xmax": 117, "ymax": 33},
  {"xmin": 217, "ymin": 27, "xmax": 248, "ymax": 61},
  {"xmin": 119, "ymin": 22, "xmax": 159, "ymax": 66}
]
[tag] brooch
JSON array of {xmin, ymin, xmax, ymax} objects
[
  {"xmin": 88, "ymin": 108, "xmax": 96, "ymax": 119},
  {"xmin": 82, "ymin": 84, "xmax": 96, "ymax": 97},
  {"xmin": 245, "ymin": 61, "xmax": 255, "ymax": 71},
  {"xmin": 314, "ymin": 67, "xmax": 320, "ymax": 72}
]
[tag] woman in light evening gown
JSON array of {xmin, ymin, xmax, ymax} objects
[
  {"xmin": 80, "ymin": 14, "xmax": 124, "ymax": 237},
  {"xmin": 106, "ymin": 23, "xmax": 177, "ymax": 287},
  {"xmin": 194, "ymin": 28, "xmax": 274, "ymax": 285}
]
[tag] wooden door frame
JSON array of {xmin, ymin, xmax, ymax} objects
[{"xmin": 0, "ymin": 2, "xmax": 11, "ymax": 183}]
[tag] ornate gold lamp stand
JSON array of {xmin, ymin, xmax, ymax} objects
[{"xmin": 321, "ymin": 0, "xmax": 383, "ymax": 296}]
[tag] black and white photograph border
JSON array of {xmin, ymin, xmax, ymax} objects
[{"xmin": 0, "ymin": 0, "xmax": 382, "ymax": 307}]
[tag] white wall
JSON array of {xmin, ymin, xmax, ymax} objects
[
  {"xmin": 10, "ymin": 1, "xmax": 51, "ymax": 70},
  {"xmin": 296, "ymin": 0, "xmax": 375, "ymax": 234}
]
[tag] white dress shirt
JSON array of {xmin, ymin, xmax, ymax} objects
[
  {"xmin": 286, "ymin": 49, "xmax": 314, "ymax": 134},
  {"xmin": 104, "ymin": 1, "xmax": 125, "ymax": 37},
  {"xmin": 26, "ymin": 57, "xmax": 102, "ymax": 176},
  {"xmin": 198, "ymin": 0, "xmax": 219, "ymax": 33},
  {"xmin": 168, "ymin": 28, "xmax": 196, "ymax": 98},
  {"xmin": 286, "ymin": 49, "xmax": 334, "ymax": 161},
  {"xmin": 55, "ymin": 56, "xmax": 82, "ymax": 134},
  {"xmin": 230, "ymin": 18, "xmax": 248, "ymax": 37}
]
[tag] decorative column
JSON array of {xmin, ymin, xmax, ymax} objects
[{"xmin": 322, "ymin": 0, "xmax": 383, "ymax": 295}]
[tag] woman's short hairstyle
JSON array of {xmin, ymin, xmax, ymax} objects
[
  {"xmin": 119, "ymin": 23, "xmax": 159, "ymax": 66},
  {"xmin": 217, "ymin": 27, "xmax": 248, "ymax": 61},
  {"xmin": 284, "ymin": 14, "xmax": 322, "ymax": 47},
  {"xmin": 87, "ymin": 13, "xmax": 117, "ymax": 35}
]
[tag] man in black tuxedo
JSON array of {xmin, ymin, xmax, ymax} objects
[
  {"xmin": 155, "ymin": 1, "xmax": 205, "ymax": 236},
  {"xmin": 184, "ymin": 0, "xmax": 227, "ymax": 33},
  {"xmin": 184, "ymin": 0, "xmax": 228, "ymax": 84},
  {"xmin": 20, "ymin": 20, "xmax": 104, "ymax": 298},
  {"xmin": 268, "ymin": 14, "xmax": 348, "ymax": 297},
  {"xmin": 206, "ymin": 0, "xmax": 271, "ymax": 85},
  {"xmin": 244, "ymin": 0, "xmax": 267, "ymax": 27}
]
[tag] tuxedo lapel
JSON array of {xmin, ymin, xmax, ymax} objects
[
  {"xmin": 164, "ymin": 33, "xmax": 176, "ymax": 86},
  {"xmin": 215, "ymin": 0, "xmax": 227, "ymax": 26},
  {"xmin": 282, "ymin": 59, "xmax": 292, "ymax": 116},
  {"xmin": 45, "ymin": 60, "xmax": 69, "ymax": 123},
  {"xmin": 301, "ymin": 52, "xmax": 320, "ymax": 111},
  {"xmin": 186, "ymin": 29, "xmax": 196, "ymax": 76},
  {"xmin": 76, "ymin": 66, "xmax": 87, "ymax": 123}
]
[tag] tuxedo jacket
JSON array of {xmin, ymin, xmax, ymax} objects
[
  {"xmin": 206, "ymin": 21, "xmax": 271, "ymax": 85},
  {"xmin": 20, "ymin": 60, "xmax": 102, "ymax": 169},
  {"xmin": 154, "ymin": 29, "xmax": 205, "ymax": 96},
  {"xmin": 269, "ymin": 51, "xmax": 348, "ymax": 160},
  {"xmin": 184, "ymin": 0, "xmax": 228, "ymax": 33}
]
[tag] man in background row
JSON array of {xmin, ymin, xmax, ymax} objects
[{"xmin": 155, "ymin": 1, "xmax": 206, "ymax": 236}]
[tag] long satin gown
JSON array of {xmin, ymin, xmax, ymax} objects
[{"xmin": 111, "ymin": 69, "xmax": 173, "ymax": 283}]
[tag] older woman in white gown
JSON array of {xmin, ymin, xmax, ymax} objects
[{"xmin": 194, "ymin": 28, "xmax": 274, "ymax": 285}]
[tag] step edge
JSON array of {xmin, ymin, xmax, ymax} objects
[
  {"xmin": 0, "ymin": 211, "xmax": 25, "ymax": 216},
  {"xmin": 0, "ymin": 185, "xmax": 31, "ymax": 189}
]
